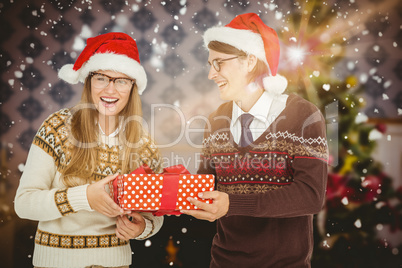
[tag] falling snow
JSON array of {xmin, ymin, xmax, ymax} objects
[{"xmin": 0, "ymin": 1, "xmax": 401, "ymax": 267}]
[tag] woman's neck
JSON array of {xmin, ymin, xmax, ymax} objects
[{"xmin": 98, "ymin": 115, "xmax": 118, "ymax": 136}]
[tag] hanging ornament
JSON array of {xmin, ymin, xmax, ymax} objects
[{"xmin": 338, "ymin": 155, "xmax": 358, "ymax": 175}]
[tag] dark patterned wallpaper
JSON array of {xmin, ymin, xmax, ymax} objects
[
  {"xmin": 0, "ymin": 0, "xmax": 401, "ymax": 265},
  {"xmin": 1, "ymin": 0, "xmax": 400, "ymax": 139},
  {"xmin": 1, "ymin": 0, "xmax": 401, "ymax": 156}
]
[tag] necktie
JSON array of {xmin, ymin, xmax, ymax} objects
[{"xmin": 239, "ymin": 113, "xmax": 254, "ymax": 147}]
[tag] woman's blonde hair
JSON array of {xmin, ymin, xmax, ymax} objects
[
  {"xmin": 62, "ymin": 75, "xmax": 144, "ymax": 186},
  {"xmin": 208, "ymin": 41, "xmax": 268, "ymax": 84}
]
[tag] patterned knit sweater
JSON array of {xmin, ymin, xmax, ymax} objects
[
  {"xmin": 14, "ymin": 108, "xmax": 164, "ymax": 268},
  {"xmin": 198, "ymin": 94, "xmax": 328, "ymax": 268}
]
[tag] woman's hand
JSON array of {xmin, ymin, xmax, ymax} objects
[
  {"xmin": 180, "ymin": 191, "xmax": 229, "ymax": 222},
  {"xmin": 116, "ymin": 212, "xmax": 146, "ymax": 241},
  {"xmin": 87, "ymin": 173, "xmax": 125, "ymax": 217}
]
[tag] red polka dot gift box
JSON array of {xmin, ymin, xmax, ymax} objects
[{"xmin": 110, "ymin": 165, "xmax": 215, "ymax": 216}]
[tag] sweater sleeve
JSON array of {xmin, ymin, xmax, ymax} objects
[
  {"xmin": 14, "ymin": 144, "xmax": 92, "ymax": 221},
  {"xmin": 197, "ymin": 143, "xmax": 218, "ymax": 178},
  {"xmin": 197, "ymin": 120, "xmax": 218, "ymax": 178},
  {"xmin": 227, "ymin": 108, "xmax": 328, "ymax": 218},
  {"xmin": 135, "ymin": 212, "xmax": 164, "ymax": 240},
  {"xmin": 14, "ymin": 110, "xmax": 92, "ymax": 221}
]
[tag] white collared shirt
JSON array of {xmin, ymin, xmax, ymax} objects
[
  {"xmin": 231, "ymin": 91, "xmax": 289, "ymax": 145},
  {"xmin": 99, "ymin": 123, "xmax": 121, "ymax": 137}
]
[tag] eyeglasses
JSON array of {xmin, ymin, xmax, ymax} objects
[
  {"xmin": 209, "ymin": 56, "xmax": 239, "ymax": 72},
  {"xmin": 90, "ymin": 72, "xmax": 135, "ymax": 92}
]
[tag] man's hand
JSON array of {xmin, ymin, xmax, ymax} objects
[
  {"xmin": 116, "ymin": 212, "xmax": 146, "ymax": 240},
  {"xmin": 180, "ymin": 191, "xmax": 229, "ymax": 222},
  {"xmin": 87, "ymin": 173, "xmax": 125, "ymax": 217}
]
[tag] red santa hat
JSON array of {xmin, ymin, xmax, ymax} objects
[
  {"xmin": 58, "ymin": 32, "xmax": 147, "ymax": 95},
  {"xmin": 203, "ymin": 13, "xmax": 287, "ymax": 95}
]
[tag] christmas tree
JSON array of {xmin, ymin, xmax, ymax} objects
[
  {"xmin": 311, "ymin": 77, "xmax": 401, "ymax": 267},
  {"xmin": 277, "ymin": 0, "xmax": 402, "ymax": 266}
]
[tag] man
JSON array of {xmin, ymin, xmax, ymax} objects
[{"xmin": 181, "ymin": 13, "xmax": 328, "ymax": 267}]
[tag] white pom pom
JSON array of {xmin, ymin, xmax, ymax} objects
[
  {"xmin": 58, "ymin": 64, "xmax": 80, "ymax": 84},
  {"xmin": 262, "ymin": 74, "xmax": 288, "ymax": 95}
]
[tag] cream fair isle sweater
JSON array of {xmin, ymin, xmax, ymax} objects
[{"xmin": 14, "ymin": 108, "xmax": 163, "ymax": 268}]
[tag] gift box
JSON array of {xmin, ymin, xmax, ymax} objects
[{"xmin": 110, "ymin": 165, "xmax": 215, "ymax": 216}]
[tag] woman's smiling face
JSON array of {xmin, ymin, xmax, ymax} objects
[{"xmin": 90, "ymin": 70, "xmax": 132, "ymax": 119}]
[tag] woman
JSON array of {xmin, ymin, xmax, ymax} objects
[
  {"xmin": 181, "ymin": 13, "xmax": 328, "ymax": 267},
  {"xmin": 14, "ymin": 32, "xmax": 163, "ymax": 268}
]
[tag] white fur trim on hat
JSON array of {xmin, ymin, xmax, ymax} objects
[
  {"xmin": 58, "ymin": 64, "xmax": 79, "ymax": 85},
  {"xmin": 58, "ymin": 52, "xmax": 147, "ymax": 95},
  {"xmin": 203, "ymin": 26, "xmax": 269, "ymax": 70},
  {"xmin": 262, "ymin": 74, "xmax": 288, "ymax": 95}
]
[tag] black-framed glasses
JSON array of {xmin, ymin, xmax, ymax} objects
[
  {"xmin": 90, "ymin": 72, "xmax": 135, "ymax": 92},
  {"xmin": 209, "ymin": 56, "xmax": 239, "ymax": 72}
]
